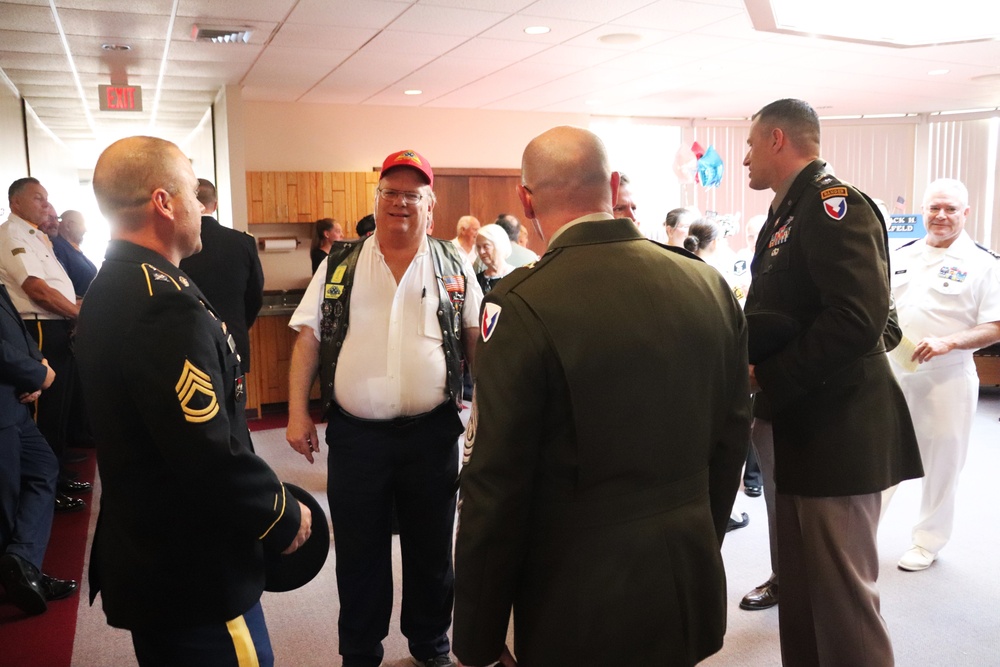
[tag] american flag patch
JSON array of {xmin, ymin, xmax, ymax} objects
[{"xmin": 443, "ymin": 275, "xmax": 465, "ymax": 293}]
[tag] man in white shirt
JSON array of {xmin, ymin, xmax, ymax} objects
[
  {"xmin": 451, "ymin": 215, "xmax": 480, "ymax": 266},
  {"xmin": 286, "ymin": 149, "xmax": 482, "ymax": 667},
  {"xmin": 883, "ymin": 178, "xmax": 1000, "ymax": 571},
  {"xmin": 0, "ymin": 178, "xmax": 86, "ymax": 512}
]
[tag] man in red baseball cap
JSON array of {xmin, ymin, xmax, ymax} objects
[{"xmin": 287, "ymin": 149, "xmax": 483, "ymax": 667}]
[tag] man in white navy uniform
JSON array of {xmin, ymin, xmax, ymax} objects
[
  {"xmin": 884, "ymin": 177, "xmax": 1000, "ymax": 571},
  {"xmin": 286, "ymin": 149, "xmax": 482, "ymax": 667}
]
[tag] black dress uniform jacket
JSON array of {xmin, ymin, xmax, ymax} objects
[
  {"xmin": 0, "ymin": 284, "xmax": 47, "ymax": 426},
  {"xmin": 75, "ymin": 240, "xmax": 301, "ymax": 630},
  {"xmin": 746, "ymin": 159, "xmax": 922, "ymax": 497},
  {"xmin": 454, "ymin": 218, "xmax": 750, "ymax": 666},
  {"xmin": 179, "ymin": 216, "xmax": 264, "ymax": 373}
]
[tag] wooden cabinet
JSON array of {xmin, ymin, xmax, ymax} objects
[
  {"xmin": 246, "ymin": 171, "xmax": 379, "ymax": 225},
  {"xmin": 247, "ymin": 314, "xmax": 320, "ymax": 414}
]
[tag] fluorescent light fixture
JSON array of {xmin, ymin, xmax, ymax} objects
[
  {"xmin": 404, "ymin": 89, "xmax": 422, "ymax": 95},
  {"xmin": 745, "ymin": 0, "xmax": 1000, "ymax": 47},
  {"xmin": 524, "ymin": 26, "xmax": 551, "ymax": 35},
  {"xmin": 598, "ymin": 33, "xmax": 642, "ymax": 45},
  {"xmin": 148, "ymin": 0, "xmax": 180, "ymax": 130},
  {"xmin": 928, "ymin": 69, "xmax": 950, "ymax": 76},
  {"xmin": 48, "ymin": 0, "xmax": 96, "ymax": 135}
]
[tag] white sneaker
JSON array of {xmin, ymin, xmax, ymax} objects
[{"xmin": 898, "ymin": 545, "xmax": 936, "ymax": 571}]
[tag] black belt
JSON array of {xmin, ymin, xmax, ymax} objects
[{"xmin": 335, "ymin": 400, "xmax": 453, "ymax": 430}]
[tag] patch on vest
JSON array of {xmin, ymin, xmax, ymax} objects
[
  {"xmin": 463, "ymin": 388, "xmax": 478, "ymax": 466},
  {"xmin": 324, "ymin": 283, "xmax": 344, "ymax": 299},
  {"xmin": 331, "ymin": 264, "xmax": 346, "ymax": 283}
]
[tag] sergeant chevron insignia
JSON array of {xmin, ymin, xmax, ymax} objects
[{"xmin": 175, "ymin": 359, "xmax": 219, "ymax": 423}]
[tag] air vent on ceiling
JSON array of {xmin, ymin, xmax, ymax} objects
[{"xmin": 191, "ymin": 25, "xmax": 252, "ymax": 44}]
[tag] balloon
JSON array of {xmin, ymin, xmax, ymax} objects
[
  {"xmin": 673, "ymin": 145, "xmax": 698, "ymax": 184},
  {"xmin": 697, "ymin": 145, "xmax": 724, "ymax": 188}
]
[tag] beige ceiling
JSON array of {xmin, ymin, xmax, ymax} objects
[{"xmin": 2, "ymin": 0, "xmax": 999, "ymax": 156}]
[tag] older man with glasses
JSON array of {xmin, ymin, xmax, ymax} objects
[{"xmin": 286, "ymin": 150, "xmax": 482, "ymax": 667}]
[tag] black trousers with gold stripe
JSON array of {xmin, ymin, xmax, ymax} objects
[
  {"xmin": 131, "ymin": 600, "xmax": 273, "ymax": 667},
  {"xmin": 25, "ymin": 319, "xmax": 74, "ymax": 461}
]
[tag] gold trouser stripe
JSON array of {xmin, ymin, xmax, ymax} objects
[{"xmin": 225, "ymin": 614, "xmax": 260, "ymax": 667}]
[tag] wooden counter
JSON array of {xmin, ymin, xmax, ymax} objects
[{"xmin": 246, "ymin": 313, "xmax": 319, "ymax": 417}]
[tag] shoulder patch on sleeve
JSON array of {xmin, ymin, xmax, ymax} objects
[
  {"xmin": 10, "ymin": 247, "xmax": 26, "ymax": 256},
  {"xmin": 175, "ymin": 359, "xmax": 219, "ymax": 423},
  {"xmin": 820, "ymin": 187, "xmax": 848, "ymax": 200},
  {"xmin": 481, "ymin": 302, "xmax": 502, "ymax": 342}
]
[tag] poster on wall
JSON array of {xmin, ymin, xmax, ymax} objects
[{"xmin": 887, "ymin": 213, "xmax": 924, "ymax": 250}]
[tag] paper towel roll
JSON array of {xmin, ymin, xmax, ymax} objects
[{"xmin": 261, "ymin": 238, "xmax": 297, "ymax": 253}]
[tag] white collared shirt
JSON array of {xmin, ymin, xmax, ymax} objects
[
  {"xmin": 291, "ymin": 235, "xmax": 482, "ymax": 419},
  {"xmin": 0, "ymin": 214, "xmax": 77, "ymax": 318},
  {"xmin": 548, "ymin": 212, "xmax": 616, "ymax": 246},
  {"xmin": 891, "ymin": 231, "xmax": 1000, "ymax": 370}
]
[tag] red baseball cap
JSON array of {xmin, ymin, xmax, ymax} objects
[{"xmin": 381, "ymin": 149, "xmax": 433, "ymax": 187}]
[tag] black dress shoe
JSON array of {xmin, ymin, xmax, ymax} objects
[
  {"xmin": 55, "ymin": 493, "xmax": 86, "ymax": 512},
  {"xmin": 58, "ymin": 479, "xmax": 92, "ymax": 494},
  {"xmin": 740, "ymin": 580, "xmax": 779, "ymax": 610},
  {"xmin": 0, "ymin": 553, "xmax": 47, "ymax": 615},
  {"xmin": 744, "ymin": 485, "xmax": 762, "ymax": 497},
  {"xmin": 40, "ymin": 574, "xmax": 78, "ymax": 601},
  {"xmin": 726, "ymin": 512, "xmax": 749, "ymax": 532}
]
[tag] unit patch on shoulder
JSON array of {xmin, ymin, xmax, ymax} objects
[
  {"xmin": 823, "ymin": 196, "xmax": 848, "ymax": 220},
  {"xmin": 481, "ymin": 302, "xmax": 502, "ymax": 342},
  {"xmin": 175, "ymin": 359, "xmax": 219, "ymax": 423},
  {"xmin": 324, "ymin": 283, "xmax": 344, "ymax": 299},
  {"xmin": 11, "ymin": 247, "xmax": 25, "ymax": 256}
]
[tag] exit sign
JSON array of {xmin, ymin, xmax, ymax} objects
[{"xmin": 98, "ymin": 84, "xmax": 143, "ymax": 111}]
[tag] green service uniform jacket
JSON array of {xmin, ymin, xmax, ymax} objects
[
  {"xmin": 746, "ymin": 159, "xmax": 922, "ymax": 497},
  {"xmin": 454, "ymin": 218, "xmax": 751, "ymax": 666},
  {"xmin": 75, "ymin": 240, "xmax": 301, "ymax": 630}
]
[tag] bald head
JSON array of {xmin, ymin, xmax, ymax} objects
[
  {"xmin": 94, "ymin": 136, "xmax": 189, "ymax": 231},
  {"xmin": 93, "ymin": 136, "xmax": 204, "ymax": 264},
  {"xmin": 519, "ymin": 126, "xmax": 616, "ymax": 238},
  {"xmin": 60, "ymin": 210, "xmax": 87, "ymax": 245}
]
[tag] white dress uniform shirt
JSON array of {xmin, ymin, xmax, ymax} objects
[
  {"xmin": 0, "ymin": 214, "xmax": 77, "ymax": 318},
  {"xmin": 291, "ymin": 235, "xmax": 482, "ymax": 420},
  {"xmin": 891, "ymin": 231, "xmax": 1000, "ymax": 371}
]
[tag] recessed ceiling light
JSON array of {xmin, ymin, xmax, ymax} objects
[
  {"xmin": 928, "ymin": 69, "xmax": 950, "ymax": 76},
  {"xmin": 524, "ymin": 26, "xmax": 550, "ymax": 35},
  {"xmin": 598, "ymin": 33, "xmax": 641, "ymax": 45},
  {"xmin": 585, "ymin": 99, "xmax": 604, "ymax": 105},
  {"xmin": 404, "ymin": 89, "xmax": 422, "ymax": 95},
  {"xmin": 101, "ymin": 43, "xmax": 132, "ymax": 51},
  {"xmin": 700, "ymin": 63, "xmax": 723, "ymax": 72}
]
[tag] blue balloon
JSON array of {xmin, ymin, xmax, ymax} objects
[{"xmin": 697, "ymin": 145, "xmax": 724, "ymax": 188}]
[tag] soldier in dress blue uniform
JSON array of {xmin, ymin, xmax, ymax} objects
[{"xmin": 75, "ymin": 136, "xmax": 312, "ymax": 667}]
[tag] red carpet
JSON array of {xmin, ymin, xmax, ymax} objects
[{"xmin": 0, "ymin": 450, "xmax": 96, "ymax": 667}]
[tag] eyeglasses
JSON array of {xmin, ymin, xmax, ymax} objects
[
  {"xmin": 377, "ymin": 188, "xmax": 424, "ymax": 205},
  {"xmin": 925, "ymin": 205, "xmax": 962, "ymax": 216}
]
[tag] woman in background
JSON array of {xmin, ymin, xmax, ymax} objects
[
  {"xmin": 310, "ymin": 218, "xmax": 344, "ymax": 273},
  {"xmin": 474, "ymin": 224, "xmax": 514, "ymax": 295}
]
